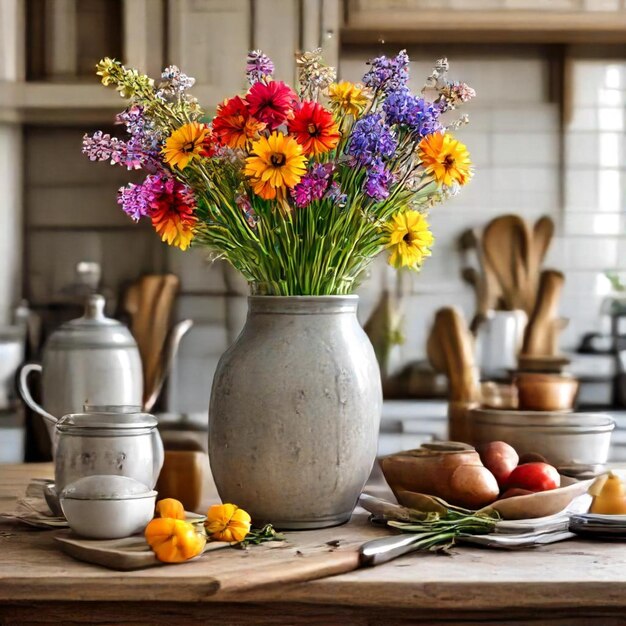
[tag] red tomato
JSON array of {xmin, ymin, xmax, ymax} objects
[{"xmin": 504, "ymin": 462, "xmax": 559, "ymax": 493}]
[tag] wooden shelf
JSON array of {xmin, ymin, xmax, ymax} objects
[
  {"xmin": 341, "ymin": 10, "xmax": 626, "ymax": 45},
  {"xmin": 0, "ymin": 82, "xmax": 121, "ymax": 124}
]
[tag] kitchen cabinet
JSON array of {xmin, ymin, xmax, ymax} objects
[{"xmin": 343, "ymin": 0, "xmax": 626, "ymax": 44}]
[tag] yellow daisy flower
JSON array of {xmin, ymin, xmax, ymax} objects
[
  {"xmin": 244, "ymin": 131, "xmax": 307, "ymax": 200},
  {"xmin": 327, "ymin": 81, "xmax": 370, "ymax": 117},
  {"xmin": 418, "ymin": 132, "xmax": 472, "ymax": 187},
  {"xmin": 385, "ymin": 211, "xmax": 434, "ymax": 270},
  {"xmin": 162, "ymin": 122, "xmax": 211, "ymax": 170}
]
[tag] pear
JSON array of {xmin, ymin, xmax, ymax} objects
[{"xmin": 589, "ymin": 472, "xmax": 626, "ymax": 515}]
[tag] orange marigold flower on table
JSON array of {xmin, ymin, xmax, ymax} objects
[
  {"xmin": 288, "ymin": 101, "xmax": 340, "ymax": 157},
  {"xmin": 385, "ymin": 210, "xmax": 434, "ymax": 270},
  {"xmin": 244, "ymin": 131, "xmax": 307, "ymax": 200},
  {"xmin": 212, "ymin": 95, "xmax": 266, "ymax": 150},
  {"xmin": 327, "ymin": 81, "xmax": 369, "ymax": 117},
  {"xmin": 418, "ymin": 132, "xmax": 472, "ymax": 187},
  {"xmin": 145, "ymin": 517, "xmax": 206, "ymax": 563},
  {"xmin": 162, "ymin": 121, "xmax": 211, "ymax": 170},
  {"xmin": 205, "ymin": 503, "xmax": 251, "ymax": 543},
  {"xmin": 155, "ymin": 498, "xmax": 186, "ymax": 520}
]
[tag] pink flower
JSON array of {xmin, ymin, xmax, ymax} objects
[{"xmin": 246, "ymin": 81, "xmax": 297, "ymax": 130}]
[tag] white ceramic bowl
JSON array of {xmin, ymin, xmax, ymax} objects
[
  {"xmin": 60, "ymin": 475, "xmax": 157, "ymax": 539},
  {"xmin": 471, "ymin": 411, "xmax": 615, "ymax": 467}
]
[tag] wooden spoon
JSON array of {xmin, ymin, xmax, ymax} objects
[
  {"xmin": 523, "ymin": 270, "xmax": 565, "ymax": 356},
  {"xmin": 482, "ymin": 215, "xmax": 532, "ymax": 312},
  {"xmin": 526, "ymin": 216, "xmax": 555, "ymax": 314}
]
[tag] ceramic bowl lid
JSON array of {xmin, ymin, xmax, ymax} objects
[
  {"xmin": 57, "ymin": 411, "xmax": 158, "ymax": 431},
  {"xmin": 60, "ymin": 475, "xmax": 156, "ymax": 500},
  {"xmin": 46, "ymin": 294, "xmax": 137, "ymax": 350}
]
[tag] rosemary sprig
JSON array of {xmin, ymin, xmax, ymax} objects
[
  {"xmin": 381, "ymin": 510, "xmax": 499, "ymax": 552},
  {"xmin": 234, "ymin": 524, "xmax": 286, "ymax": 549}
]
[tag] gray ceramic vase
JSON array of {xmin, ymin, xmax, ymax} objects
[{"xmin": 209, "ymin": 295, "xmax": 382, "ymax": 530}]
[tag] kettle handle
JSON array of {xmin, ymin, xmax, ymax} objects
[
  {"xmin": 151, "ymin": 429, "xmax": 165, "ymax": 487},
  {"xmin": 18, "ymin": 363, "xmax": 58, "ymax": 425}
]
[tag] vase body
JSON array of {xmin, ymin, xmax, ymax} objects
[{"xmin": 209, "ymin": 295, "xmax": 382, "ymax": 529}]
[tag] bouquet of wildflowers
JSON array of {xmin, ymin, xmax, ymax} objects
[{"xmin": 83, "ymin": 50, "xmax": 474, "ymax": 295}]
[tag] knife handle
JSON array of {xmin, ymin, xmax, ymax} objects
[{"xmin": 358, "ymin": 534, "xmax": 422, "ymax": 567}]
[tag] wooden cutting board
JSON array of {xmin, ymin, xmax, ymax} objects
[
  {"xmin": 1, "ymin": 509, "xmax": 387, "ymax": 600},
  {"xmin": 54, "ymin": 531, "xmax": 231, "ymax": 571}
]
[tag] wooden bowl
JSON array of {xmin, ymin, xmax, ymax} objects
[
  {"xmin": 515, "ymin": 372, "xmax": 579, "ymax": 411},
  {"xmin": 394, "ymin": 476, "xmax": 592, "ymax": 520},
  {"xmin": 486, "ymin": 476, "xmax": 591, "ymax": 519},
  {"xmin": 379, "ymin": 442, "xmax": 499, "ymax": 509}
]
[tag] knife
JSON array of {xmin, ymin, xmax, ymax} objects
[{"xmin": 358, "ymin": 533, "xmax": 426, "ymax": 567}]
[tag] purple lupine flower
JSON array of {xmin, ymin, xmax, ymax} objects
[
  {"xmin": 159, "ymin": 65, "xmax": 195, "ymax": 94},
  {"xmin": 116, "ymin": 104, "xmax": 146, "ymax": 135},
  {"xmin": 113, "ymin": 104, "xmax": 163, "ymax": 169},
  {"xmin": 383, "ymin": 90, "xmax": 442, "ymax": 137},
  {"xmin": 290, "ymin": 163, "xmax": 333, "ymax": 208},
  {"xmin": 364, "ymin": 160, "xmax": 394, "ymax": 201},
  {"xmin": 246, "ymin": 50, "xmax": 275, "ymax": 85},
  {"xmin": 82, "ymin": 131, "xmax": 125, "ymax": 165},
  {"xmin": 117, "ymin": 181, "xmax": 151, "ymax": 221},
  {"xmin": 117, "ymin": 173, "xmax": 178, "ymax": 221},
  {"xmin": 362, "ymin": 49, "xmax": 410, "ymax": 93},
  {"xmin": 347, "ymin": 113, "xmax": 397, "ymax": 166},
  {"xmin": 325, "ymin": 181, "xmax": 347, "ymax": 206}
]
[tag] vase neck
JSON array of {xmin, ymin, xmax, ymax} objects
[{"xmin": 247, "ymin": 296, "xmax": 358, "ymax": 315}]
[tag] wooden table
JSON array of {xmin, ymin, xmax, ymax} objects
[{"xmin": 1, "ymin": 464, "xmax": 626, "ymax": 625}]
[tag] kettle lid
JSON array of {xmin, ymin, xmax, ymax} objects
[{"xmin": 46, "ymin": 294, "xmax": 137, "ymax": 349}]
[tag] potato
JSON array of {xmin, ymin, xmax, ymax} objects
[
  {"xmin": 449, "ymin": 464, "xmax": 500, "ymax": 509},
  {"xmin": 478, "ymin": 441, "xmax": 519, "ymax": 487}
]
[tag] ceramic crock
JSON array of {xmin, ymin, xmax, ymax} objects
[
  {"xmin": 209, "ymin": 295, "xmax": 382, "ymax": 530},
  {"xmin": 53, "ymin": 411, "xmax": 164, "ymax": 492},
  {"xmin": 18, "ymin": 294, "xmax": 143, "ymax": 446}
]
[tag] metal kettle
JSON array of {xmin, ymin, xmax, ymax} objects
[{"xmin": 18, "ymin": 294, "xmax": 143, "ymax": 445}]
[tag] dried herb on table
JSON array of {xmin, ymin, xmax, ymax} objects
[
  {"xmin": 375, "ymin": 509, "xmax": 499, "ymax": 553},
  {"xmin": 361, "ymin": 495, "xmax": 499, "ymax": 554},
  {"xmin": 235, "ymin": 524, "xmax": 285, "ymax": 549}
]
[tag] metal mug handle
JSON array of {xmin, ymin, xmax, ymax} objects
[{"xmin": 17, "ymin": 363, "xmax": 58, "ymax": 426}]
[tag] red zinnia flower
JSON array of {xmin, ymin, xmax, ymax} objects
[
  {"xmin": 199, "ymin": 128, "xmax": 218, "ymax": 158},
  {"xmin": 212, "ymin": 96, "xmax": 265, "ymax": 150},
  {"xmin": 288, "ymin": 101, "xmax": 340, "ymax": 156},
  {"xmin": 149, "ymin": 178, "xmax": 197, "ymax": 251},
  {"xmin": 246, "ymin": 81, "xmax": 297, "ymax": 130}
]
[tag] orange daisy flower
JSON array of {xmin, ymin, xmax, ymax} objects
[
  {"xmin": 161, "ymin": 122, "xmax": 211, "ymax": 170},
  {"xmin": 288, "ymin": 101, "xmax": 340, "ymax": 157},
  {"xmin": 212, "ymin": 96, "xmax": 266, "ymax": 150},
  {"xmin": 244, "ymin": 131, "xmax": 307, "ymax": 200},
  {"xmin": 418, "ymin": 132, "xmax": 472, "ymax": 187}
]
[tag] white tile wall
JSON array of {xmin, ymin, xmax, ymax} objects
[{"xmin": 343, "ymin": 48, "xmax": 624, "ymax": 380}]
